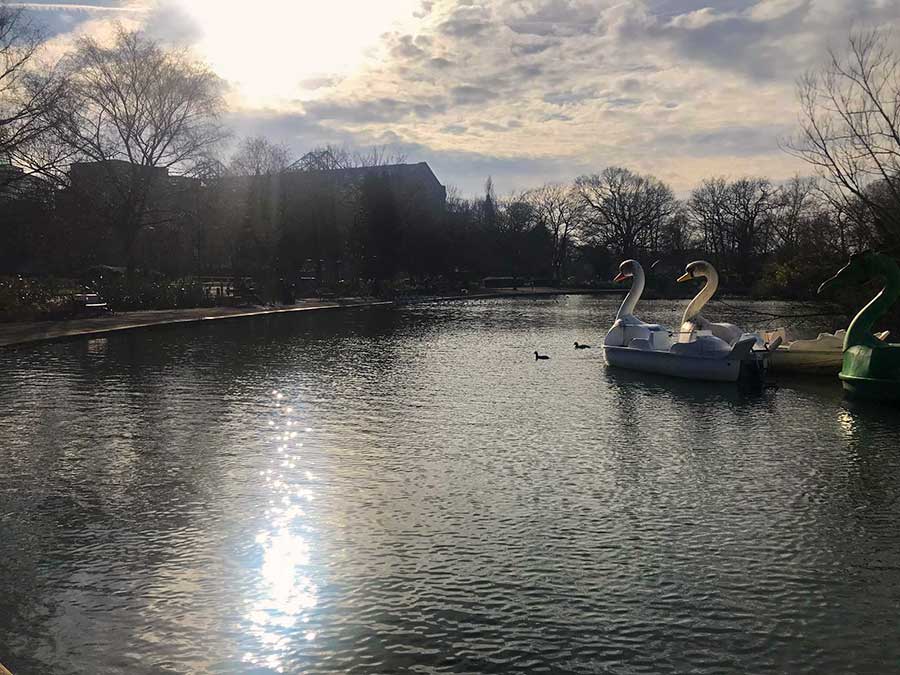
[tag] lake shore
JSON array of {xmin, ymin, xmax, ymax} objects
[{"xmin": 0, "ymin": 287, "xmax": 623, "ymax": 349}]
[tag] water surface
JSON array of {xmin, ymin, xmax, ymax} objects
[{"xmin": 1, "ymin": 296, "xmax": 899, "ymax": 674}]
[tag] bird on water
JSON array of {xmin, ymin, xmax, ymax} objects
[
  {"xmin": 574, "ymin": 342, "xmax": 591, "ymax": 349},
  {"xmin": 535, "ymin": 351, "xmax": 550, "ymax": 360}
]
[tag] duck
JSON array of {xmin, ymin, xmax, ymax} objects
[
  {"xmin": 676, "ymin": 260, "xmax": 746, "ymax": 345},
  {"xmin": 818, "ymin": 251, "xmax": 900, "ymax": 401},
  {"xmin": 603, "ymin": 259, "xmax": 672, "ymax": 349},
  {"xmin": 574, "ymin": 341, "xmax": 591, "ymax": 349},
  {"xmin": 534, "ymin": 351, "xmax": 550, "ymax": 360}
]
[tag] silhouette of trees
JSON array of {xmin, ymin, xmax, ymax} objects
[
  {"xmin": 228, "ymin": 136, "xmax": 289, "ymax": 176},
  {"xmin": 576, "ymin": 167, "xmax": 676, "ymax": 258},
  {"xmin": 46, "ymin": 28, "xmax": 226, "ymax": 268},
  {"xmin": 0, "ymin": 3, "xmax": 67, "ymax": 184},
  {"xmin": 523, "ymin": 183, "xmax": 584, "ymax": 282},
  {"xmin": 687, "ymin": 177, "xmax": 777, "ymax": 285},
  {"xmin": 6, "ymin": 23, "xmax": 899, "ymax": 303},
  {"xmin": 787, "ymin": 29, "xmax": 900, "ymax": 249}
]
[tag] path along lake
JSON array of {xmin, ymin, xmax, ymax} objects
[{"xmin": 2, "ymin": 295, "xmax": 899, "ymax": 674}]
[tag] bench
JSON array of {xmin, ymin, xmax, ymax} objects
[{"xmin": 72, "ymin": 292, "xmax": 111, "ymax": 316}]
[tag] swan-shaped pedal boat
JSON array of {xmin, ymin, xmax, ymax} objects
[
  {"xmin": 757, "ymin": 328, "xmax": 890, "ymax": 374},
  {"xmin": 675, "ymin": 260, "xmax": 877, "ymax": 374},
  {"xmin": 818, "ymin": 251, "xmax": 900, "ymax": 402},
  {"xmin": 602, "ymin": 259, "xmax": 765, "ymax": 382}
]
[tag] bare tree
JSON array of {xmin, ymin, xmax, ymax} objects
[
  {"xmin": 687, "ymin": 176, "xmax": 730, "ymax": 260},
  {"xmin": 728, "ymin": 177, "xmax": 777, "ymax": 262},
  {"xmin": 0, "ymin": 2, "xmax": 67, "ymax": 185},
  {"xmin": 770, "ymin": 176, "xmax": 819, "ymax": 251},
  {"xmin": 785, "ymin": 29, "xmax": 900, "ymax": 248},
  {"xmin": 688, "ymin": 176, "xmax": 776, "ymax": 283},
  {"xmin": 228, "ymin": 136, "xmax": 289, "ymax": 176},
  {"xmin": 48, "ymin": 27, "xmax": 226, "ymax": 268},
  {"xmin": 524, "ymin": 183, "xmax": 584, "ymax": 281},
  {"xmin": 352, "ymin": 145, "xmax": 406, "ymax": 168},
  {"xmin": 575, "ymin": 167, "xmax": 676, "ymax": 258}
]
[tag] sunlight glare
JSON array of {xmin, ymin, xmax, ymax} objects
[{"xmin": 183, "ymin": 0, "xmax": 420, "ymax": 104}]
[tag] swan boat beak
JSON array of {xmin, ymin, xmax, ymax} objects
[
  {"xmin": 676, "ymin": 272, "xmax": 692, "ymax": 283},
  {"xmin": 613, "ymin": 272, "xmax": 627, "ymax": 283}
]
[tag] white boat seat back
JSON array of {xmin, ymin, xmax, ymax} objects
[
  {"xmin": 671, "ymin": 334, "xmax": 731, "ymax": 355},
  {"xmin": 649, "ymin": 330, "xmax": 673, "ymax": 351}
]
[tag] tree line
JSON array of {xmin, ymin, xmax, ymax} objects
[{"xmin": 1, "ymin": 2, "xmax": 899, "ymax": 304}]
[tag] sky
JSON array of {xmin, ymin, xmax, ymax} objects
[{"xmin": 13, "ymin": 0, "xmax": 900, "ymax": 196}]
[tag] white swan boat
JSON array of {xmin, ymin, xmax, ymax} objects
[
  {"xmin": 602, "ymin": 259, "xmax": 766, "ymax": 382},
  {"xmin": 672, "ymin": 260, "xmax": 871, "ymax": 374},
  {"xmin": 758, "ymin": 328, "xmax": 844, "ymax": 373},
  {"xmin": 758, "ymin": 328, "xmax": 890, "ymax": 373}
]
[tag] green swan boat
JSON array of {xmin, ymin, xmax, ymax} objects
[{"xmin": 818, "ymin": 251, "xmax": 900, "ymax": 402}]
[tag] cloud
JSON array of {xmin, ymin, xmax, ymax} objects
[
  {"xmin": 301, "ymin": 94, "xmax": 448, "ymax": 124},
  {"xmin": 11, "ymin": 1, "xmax": 138, "ymax": 11},
  {"xmin": 449, "ymin": 85, "xmax": 497, "ymax": 105},
  {"xmin": 437, "ymin": 3, "xmax": 492, "ymax": 37},
  {"xmin": 298, "ymin": 76, "xmax": 340, "ymax": 91},
  {"xmin": 141, "ymin": 1, "xmax": 201, "ymax": 45},
  {"xmin": 504, "ymin": 0, "xmax": 603, "ymax": 37},
  {"xmin": 26, "ymin": 0, "xmax": 900, "ymax": 196},
  {"xmin": 16, "ymin": 0, "xmax": 145, "ymax": 38}
]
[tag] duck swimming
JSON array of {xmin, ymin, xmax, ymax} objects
[
  {"xmin": 534, "ymin": 351, "xmax": 550, "ymax": 360},
  {"xmin": 574, "ymin": 342, "xmax": 591, "ymax": 349}
]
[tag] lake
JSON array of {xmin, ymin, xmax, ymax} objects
[{"xmin": 1, "ymin": 295, "xmax": 899, "ymax": 674}]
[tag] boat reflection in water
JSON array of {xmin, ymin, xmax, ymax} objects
[{"xmin": 2, "ymin": 297, "xmax": 900, "ymax": 674}]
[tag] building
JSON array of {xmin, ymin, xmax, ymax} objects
[
  {"xmin": 65, "ymin": 160, "xmax": 203, "ymax": 273},
  {"xmin": 210, "ymin": 161, "xmax": 448, "ymax": 278},
  {"xmin": 0, "ymin": 163, "xmax": 53, "ymax": 203},
  {"xmin": 57, "ymin": 158, "xmax": 447, "ymax": 277}
]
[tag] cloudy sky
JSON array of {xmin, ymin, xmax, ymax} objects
[{"xmin": 14, "ymin": 0, "xmax": 900, "ymax": 195}]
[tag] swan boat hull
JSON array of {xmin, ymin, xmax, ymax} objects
[
  {"xmin": 603, "ymin": 345, "xmax": 751, "ymax": 382},
  {"xmin": 839, "ymin": 374, "xmax": 900, "ymax": 403},
  {"xmin": 759, "ymin": 329, "xmax": 846, "ymax": 374},
  {"xmin": 766, "ymin": 348, "xmax": 843, "ymax": 374}
]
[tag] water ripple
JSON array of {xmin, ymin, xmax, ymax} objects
[{"xmin": 1, "ymin": 297, "xmax": 899, "ymax": 673}]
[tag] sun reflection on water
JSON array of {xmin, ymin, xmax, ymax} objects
[
  {"xmin": 243, "ymin": 389, "xmax": 320, "ymax": 673},
  {"xmin": 837, "ymin": 408, "xmax": 858, "ymax": 438}
]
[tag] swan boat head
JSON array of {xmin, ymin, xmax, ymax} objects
[
  {"xmin": 676, "ymin": 260, "xmax": 719, "ymax": 336},
  {"xmin": 818, "ymin": 251, "xmax": 876, "ymax": 295},
  {"xmin": 605, "ymin": 259, "xmax": 670, "ymax": 349},
  {"xmin": 612, "ymin": 259, "xmax": 645, "ymax": 322},
  {"xmin": 676, "ymin": 260, "xmax": 719, "ymax": 286},
  {"xmin": 614, "ymin": 259, "xmax": 641, "ymax": 284},
  {"xmin": 675, "ymin": 260, "xmax": 749, "ymax": 346}
]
